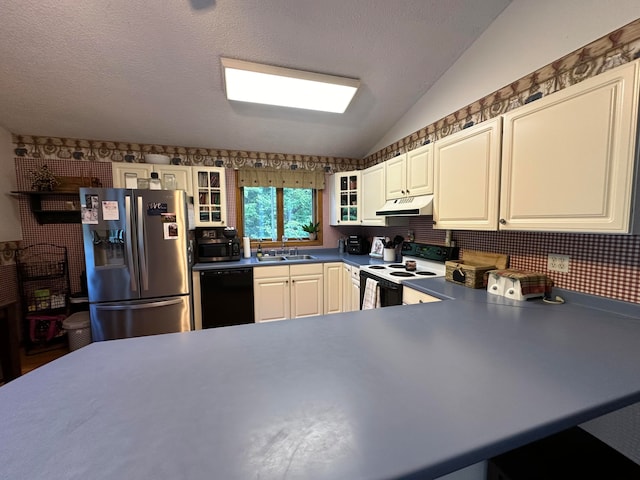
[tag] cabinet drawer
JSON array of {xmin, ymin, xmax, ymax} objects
[
  {"xmin": 253, "ymin": 265, "xmax": 289, "ymax": 279},
  {"xmin": 350, "ymin": 267, "xmax": 360, "ymax": 281},
  {"xmin": 291, "ymin": 263, "xmax": 322, "ymax": 276},
  {"xmin": 403, "ymin": 287, "xmax": 441, "ymax": 305}
]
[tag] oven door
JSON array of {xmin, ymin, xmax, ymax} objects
[{"xmin": 360, "ymin": 270, "xmax": 403, "ymax": 308}]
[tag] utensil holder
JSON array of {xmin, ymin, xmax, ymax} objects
[{"xmin": 383, "ymin": 248, "xmax": 395, "ymax": 262}]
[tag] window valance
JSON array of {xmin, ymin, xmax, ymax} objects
[{"xmin": 237, "ymin": 168, "xmax": 325, "ymax": 189}]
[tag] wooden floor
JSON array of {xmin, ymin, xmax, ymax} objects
[
  {"xmin": 20, "ymin": 344, "xmax": 69, "ymax": 375},
  {"xmin": 0, "ymin": 344, "xmax": 69, "ymax": 387}
]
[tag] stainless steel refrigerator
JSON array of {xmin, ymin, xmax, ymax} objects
[{"xmin": 80, "ymin": 188, "xmax": 192, "ymax": 341}]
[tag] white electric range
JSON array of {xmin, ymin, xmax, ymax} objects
[{"xmin": 359, "ymin": 242, "xmax": 459, "ymax": 307}]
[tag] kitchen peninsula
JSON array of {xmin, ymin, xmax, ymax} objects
[{"xmin": 2, "ymin": 279, "xmax": 640, "ymax": 479}]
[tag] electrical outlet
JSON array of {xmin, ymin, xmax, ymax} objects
[{"xmin": 548, "ymin": 254, "xmax": 570, "ymax": 273}]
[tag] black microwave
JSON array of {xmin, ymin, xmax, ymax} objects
[
  {"xmin": 195, "ymin": 227, "xmax": 241, "ymax": 262},
  {"xmin": 196, "ymin": 238, "xmax": 240, "ymax": 262}
]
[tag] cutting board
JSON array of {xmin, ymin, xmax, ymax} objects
[{"xmin": 462, "ymin": 250, "xmax": 509, "ymax": 269}]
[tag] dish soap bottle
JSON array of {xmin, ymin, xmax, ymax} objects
[{"xmin": 256, "ymin": 243, "xmax": 262, "ymax": 258}]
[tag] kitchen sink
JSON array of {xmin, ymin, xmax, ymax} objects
[
  {"xmin": 256, "ymin": 255, "xmax": 316, "ymax": 262},
  {"xmin": 257, "ymin": 256, "xmax": 286, "ymax": 262}
]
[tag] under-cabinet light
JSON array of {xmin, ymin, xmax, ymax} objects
[{"xmin": 221, "ymin": 58, "xmax": 359, "ymax": 113}]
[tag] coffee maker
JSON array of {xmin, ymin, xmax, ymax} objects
[{"xmin": 346, "ymin": 235, "xmax": 369, "ymax": 255}]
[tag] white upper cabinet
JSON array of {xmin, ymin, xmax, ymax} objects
[
  {"xmin": 192, "ymin": 167, "xmax": 227, "ymax": 227},
  {"xmin": 361, "ymin": 162, "xmax": 409, "ymax": 226},
  {"xmin": 155, "ymin": 165, "xmax": 193, "ymax": 196},
  {"xmin": 112, "ymin": 164, "xmax": 154, "ymax": 188},
  {"xmin": 433, "ymin": 117, "xmax": 503, "ymax": 230},
  {"xmin": 385, "ymin": 144, "xmax": 434, "ymax": 200},
  {"xmin": 329, "ymin": 171, "xmax": 361, "ymax": 225},
  {"xmin": 500, "ymin": 59, "xmax": 640, "ymax": 233},
  {"xmin": 385, "ymin": 154, "xmax": 407, "ymax": 199},
  {"xmin": 112, "ymin": 164, "xmax": 193, "ymax": 195},
  {"xmin": 406, "ymin": 144, "xmax": 434, "ymax": 197},
  {"xmin": 361, "ymin": 162, "xmax": 386, "ymax": 226}
]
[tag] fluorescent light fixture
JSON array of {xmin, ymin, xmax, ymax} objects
[{"xmin": 221, "ymin": 58, "xmax": 359, "ymax": 113}]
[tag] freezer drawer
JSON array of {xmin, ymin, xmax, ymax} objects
[{"xmin": 90, "ymin": 295, "xmax": 191, "ymax": 341}]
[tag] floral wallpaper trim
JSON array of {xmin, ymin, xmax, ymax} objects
[
  {"xmin": 11, "ymin": 135, "xmax": 363, "ymax": 173},
  {"xmin": 364, "ymin": 18, "xmax": 640, "ymax": 166}
]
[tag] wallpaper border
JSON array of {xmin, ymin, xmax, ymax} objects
[{"xmin": 364, "ymin": 18, "xmax": 640, "ymax": 165}]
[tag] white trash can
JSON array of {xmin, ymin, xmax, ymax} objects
[{"xmin": 63, "ymin": 312, "xmax": 92, "ymax": 351}]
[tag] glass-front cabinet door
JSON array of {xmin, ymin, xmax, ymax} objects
[
  {"xmin": 192, "ymin": 167, "xmax": 227, "ymax": 226},
  {"xmin": 336, "ymin": 171, "xmax": 361, "ymax": 225}
]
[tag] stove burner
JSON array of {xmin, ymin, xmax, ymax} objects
[
  {"xmin": 369, "ymin": 265, "xmax": 386, "ymax": 270},
  {"xmin": 389, "ymin": 264, "xmax": 405, "ymax": 269},
  {"xmin": 390, "ymin": 271, "xmax": 415, "ymax": 277},
  {"xmin": 416, "ymin": 271, "xmax": 437, "ymax": 276}
]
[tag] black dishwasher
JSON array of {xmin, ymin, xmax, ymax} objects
[{"xmin": 200, "ymin": 268, "xmax": 254, "ymax": 328}]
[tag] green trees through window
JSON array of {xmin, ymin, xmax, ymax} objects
[{"xmin": 243, "ymin": 186, "xmax": 315, "ymax": 240}]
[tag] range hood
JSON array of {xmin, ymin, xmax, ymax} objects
[{"xmin": 376, "ymin": 195, "xmax": 433, "ymax": 216}]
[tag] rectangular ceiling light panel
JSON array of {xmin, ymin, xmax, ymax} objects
[{"xmin": 221, "ymin": 58, "xmax": 359, "ymax": 113}]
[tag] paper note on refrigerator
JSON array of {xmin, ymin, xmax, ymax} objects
[{"xmin": 102, "ymin": 201, "xmax": 119, "ymax": 221}]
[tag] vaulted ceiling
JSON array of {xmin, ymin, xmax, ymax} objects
[{"xmin": 0, "ymin": 1, "xmax": 511, "ymax": 159}]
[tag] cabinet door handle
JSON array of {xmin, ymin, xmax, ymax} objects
[
  {"xmin": 419, "ymin": 300, "xmax": 424, "ymax": 303},
  {"xmin": 406, "ymin": 189, "xmax": 410, "ymax": 195},
  {"xmin": 499, "ymin": 218, "xmax": 507, "ymax": 225},
  {"xmin": 401, "ymin": 190, "xmax": 405, "ymax": 195}
]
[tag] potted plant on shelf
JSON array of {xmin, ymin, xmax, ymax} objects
[
  {"xmin": 29, "ymin": 164, "xmax": 59, "ymax": 191},
  {"xmin": 301, "ymin": 221, "xmax": 320, "ymax": 240}
]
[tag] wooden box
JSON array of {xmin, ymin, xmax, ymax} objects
[
  {"xmin": 445, "ymin": 250, "xmax": 509, "ymax": 289},
  {"xmin": 54, "ymin": 176, "xmax": 102, "ymax": 193}
]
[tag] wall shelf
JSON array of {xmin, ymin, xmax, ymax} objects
[{"xmin": 12, "ymin": 191, "xmax": 81, "ymax": 224}]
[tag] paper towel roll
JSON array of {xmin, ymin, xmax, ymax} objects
[{"xmin": 243, "ymin": 237, "xmax": 251, "ymax": 258}]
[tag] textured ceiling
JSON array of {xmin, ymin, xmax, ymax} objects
[{"xmin": 0, "ymin": 0, "xmax": 511, "ymax": 159}]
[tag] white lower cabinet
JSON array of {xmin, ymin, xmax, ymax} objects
[
  {"xmin": 254, "ymin": 264, "xmax": 323, "ymax": 322},
  {"xmin": 192, "ymin": 270, "xmax": 202, "ymax": 330},
  {"xmin": 402, "ymin": 287, "xmax": 441, "ymax": 305},
  {"xmin": 350, "ymin": 266, "xmax": 361, "ymax": 311},
  {"xmin": 342, "ymin": 264, "xmax": 353, "ymax": 312},
  {"xmin": 254, "ymin": 265, "xmax": 290, "ymax": 322},
  {"xmin": 324, "ymin": 262, "xmax": 343, "ymax": 315}
]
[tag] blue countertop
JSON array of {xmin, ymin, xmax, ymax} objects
[
  {"xmin": 2, "ymin": 261, "xmax": 640, "ymax": 479},
  {"xmin": 192, "ymin": 248, "xmax": 385, "ymax": 271}
]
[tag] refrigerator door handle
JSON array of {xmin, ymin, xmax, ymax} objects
[
  {"xmin": 125, "ymin": 195, "xmax": 138, "ymax": 292},
  {"xmin": 95, "ymin": 298, "xmax": 183, "ymax": 311},
  {"xmin": 137, "ymin": 196, "xmax": 149, "ymax": 291}
]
